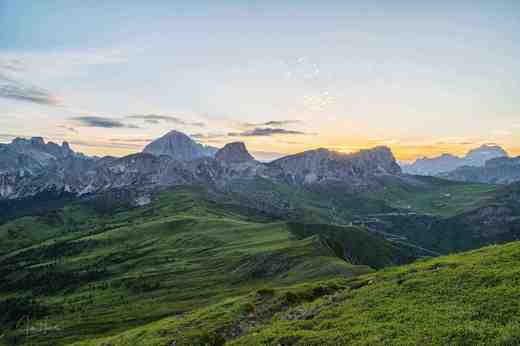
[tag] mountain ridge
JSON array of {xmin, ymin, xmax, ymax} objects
[
  {"xmin": 0, "ymin": 131, "xmax": 404, "ymax": 201},
  {"xmin": 402, "ymin": 144, "xmax": 508, "ymax": 176}
]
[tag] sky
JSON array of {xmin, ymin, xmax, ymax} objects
[{"xmin": 1, "ymin": 0, "xmax": 519, "ymax": 162}]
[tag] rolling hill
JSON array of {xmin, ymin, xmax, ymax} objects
[{"xmin": 0, "ymin": 187, "xmax": 413, "ymax": 346}]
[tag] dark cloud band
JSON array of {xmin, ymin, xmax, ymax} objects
[
  {"xmin": 71, "ymin": 116, "xmax": 139, "ymax": 129},
  {"xmin": 0, "ymin": 62, "xmax": 60, "ymax": 106},
  {"xmin": 242, "ymin": 120, "xmax": 302, "ymax": 127},
  {"xmin": 128, "ymin": 114, "xmax": 205, "ymax": 127},
  {"xmin": 0, "ymin": 75, "xmax": 59, "ymax": 106},
  {"xmin": 229, "ymin": 127, "xmax": 307, "ymax": 137}
]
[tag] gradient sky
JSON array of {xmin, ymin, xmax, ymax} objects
[{"xmin": 1, "ymin": 0, "xmax": 519, "ymax": 161}]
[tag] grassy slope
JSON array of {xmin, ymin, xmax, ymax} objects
[
  {"xmin": 0, "ymin": 203, "xmax": 100, "ymax": 256},
  {"xmin": 80, "ymin": 241, "xmax": 520, "ymax": 346},
  {"xmin": 365, "ymin": 175, "xmax": 498, "ymax": 217},
  {"xmin": 0, "ymin": 187, "xmax": 410, "ymax": 346},
  {"xmin": 227, "ymin": 176, "xmax": 508, "ymax": 255},
  {"xmin": 235, "ymin": 241, "xmax": 520, "ymax": 346},
  {"xmin": 355, "ymin": 176, "xmax": 520, "ymax": 254},
  {"xmin": 227, "ymin": 175, "xmax": 499, "ymax": 225}
]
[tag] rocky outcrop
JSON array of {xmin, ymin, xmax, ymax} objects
[
  {"xmin": 402, "ymin": 144, "xmax": 508, "ymax": 176},
  {"xmin": 142, "ymin": 130, "xmax": 217, "ymax": 161},
  {"xmin": 215, "ymin": 142, "xmax": 255, "ymax": 164}
]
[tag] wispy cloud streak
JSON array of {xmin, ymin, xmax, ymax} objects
[
  {"xmin": 229, "ymin": 128, "xmax": 309, "ymax": 137},
  {"xmin": 127, "ymin": 114, "xmax": 205, "ymax": 127},
  {"xmin": 0, "ymin": 72, "xmax": 60, "ymax": 106},
  {"xmin": 71, "ymin": 116, "xmax": 139, "ymax": 128},
  {"xmin": 242, "ymin": 120, "xmax": 302, "ymax": 127},
  {"xmin": 0, "ymin": 59, "xmax": 61, "ymax": 106}
]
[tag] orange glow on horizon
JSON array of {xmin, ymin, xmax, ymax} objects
[{"xmin": 72, "ymin": 140, "xmax": 520, "ymax": 163}]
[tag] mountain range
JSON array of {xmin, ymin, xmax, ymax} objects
[
  {"xmin": 0, "ymin": 130, "xmax": 402, "ymax": 203},
  {"xmin": 439, "ymin": 156, "xmax": 520, "ymax": 184},
  {"xmin": 401, "ymin": 144, "xmax": 520, "ymax": 184},
  {"xmin": 402, "ymin": 144, "xmax": 508, "ymax": 175},
  {"xmin": 2, "ymin": 131, "xmax": 520, "ymax": 257}
]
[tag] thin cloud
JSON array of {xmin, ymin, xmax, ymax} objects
[
  {"xmin": 0, "ymin": 59, "xmax": 24, "ymax": 72},
  {"xmin": 280, "ymin": 140, "xmax": 304, "ymax": 145},
  {"xmin": 69, "ymin": 140, "xmax": 143, "ymax": 150},
  {"xmin": 127, "ymin": 114, "xmax": 205, "ymax": 127},
  {"xmin": 0, "ymin": 74, "xmax": 60, "ymax": 106},
  {"xmin": 242, "ymin": 120, "xmax": 302, "ymax": 127},
  {"xmin": 71, "ymin": 116, "xmax": 139, "ymax": 129},
  {"xmin": 110, "ymin": 137, "xmax": 154, "ymax": 143},
  {"xmin": 229, "ymin": 127, "xmax": 308, "ymax": 137},
  {"xmin": 0, "ymin": 62, "xmax": 61, "ymax": 106},
  {"xmin": 57, "ymin": 125, "xmax": 78, "ymax": 133},
  {"xmin": 190, "ymin": 132, "xmax": 228, "ymax": 140}
]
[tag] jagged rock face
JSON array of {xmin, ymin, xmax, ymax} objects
[
  {"xmin": 0, "ymin": 138, "xmax": 96, "ymax": 199},
  {"xmin": 80, "ymin": 153, "xmax": 177, "ymax": 195},
  {"xmin": 402, "ymin": 144, "xmax": 509, "ymax": 176},
  {"xmin": 142, "ymin": 130, "xmax": 217, "ymax": 161},
  {"xmin": 215, "ymin": 142, "xmax": 255, "ymax": 163},
  {"xmin": 0, "ymin": 174, "xmax": 16, "ymax": 198},
  {"xmin": 440, "ymin": 156, "xmax": 520, "ymax": 184},
  {"xmin": 8, "ymin": 137, "xmax": 75, "ymax": 165},
  {"xmin": 0, "ymin": 144, "xmax": 43, "ymax": 174},
  {"xmin": 270, "ymin": 146, "xmax": 401, "ymax": 186}
]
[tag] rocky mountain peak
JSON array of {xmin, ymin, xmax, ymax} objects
[
  {"xmin": 215, "ymin": 142, "xmax": 255, "ymax": 163},
  {"xmin": 142, "ymin": 130, "xmax": 217, "ymax": 161},
  {"xmin": 465, "ymin": 144, "xmax": 508, "ymax": 166},
  {"xmin": 353, "ymin": 146, "xmax": 402, "ymax": 175}
]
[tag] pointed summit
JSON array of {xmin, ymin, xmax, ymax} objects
[
  {"xmin": 143, "ymin": 130, "xmax": 217, "ymax": 161},
  {"xmin": 215, "ymin": 142, "xmax": 255, "ymax": 163}
]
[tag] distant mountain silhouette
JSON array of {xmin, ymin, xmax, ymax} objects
[{"xmin": 402, "ymin": 144, "xmax": 508, "ymax": 176}]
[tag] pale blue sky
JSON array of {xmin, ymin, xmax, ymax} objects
[{"xmin": 1, "ymin": 0, "xmax": 519, "ymax": 160}]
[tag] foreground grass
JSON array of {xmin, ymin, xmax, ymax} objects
[{"xmin": 75, "ymin": 241, "xmax": 520, "ymax": 346}]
